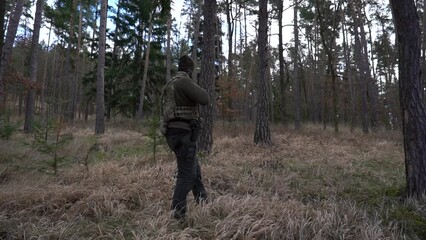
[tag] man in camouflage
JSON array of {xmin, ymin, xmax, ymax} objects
[{"xmin": 160, "ymin": 55, "xmax": 209, "ymax": 221}]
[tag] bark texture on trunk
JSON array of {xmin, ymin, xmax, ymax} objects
[
  {"xmin": 254, "ymin": 0, "xmax": 272, "ymax": 146},
  {"xmin": 24, "ymin": 0, "xmax": 44, "ymax": 133},
  {"xmin": 198, "ymin": 0, "xmax": 217, "ymax": 154},
  {"xmin": 95, "ymin": 0, "xmax": 107, "ymax": 134},
  {"xmin": 390, "ymin": 0, "xmax": 426, "ymax": 197}
]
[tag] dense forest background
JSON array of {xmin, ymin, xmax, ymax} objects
[
  {"xmin": 1, "ymin": 0, "xmax": 426, "ymax": 238},
  {"xmin": 0, "ymin": 0, "xmax": 417, "ymax": 134}
]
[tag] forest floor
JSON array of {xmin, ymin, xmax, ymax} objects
[{"xmin": 0, "ymin": 120, "xmax": 425, "ymax": 239}]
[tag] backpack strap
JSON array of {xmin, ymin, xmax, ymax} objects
[{"xmin": 160, "ymin": 77, "xmax": 177, "ymax": 117}]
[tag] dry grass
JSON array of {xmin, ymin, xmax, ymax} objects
[{"xmin": 0, "ymin": 121, "xmax": 424, "ymax": 239}]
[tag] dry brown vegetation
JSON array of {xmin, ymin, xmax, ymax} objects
[{"xmin": 0, "ymin": 121, "xmax": 425, "ymax": 239}]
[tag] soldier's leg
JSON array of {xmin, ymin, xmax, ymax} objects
[
  {"xmin": 170, "ymin": 132, "xmax": 197, "ymax": 220},
  {"xmin": 192, "ymin": 157, "xmax": 208, "ymax": 204}
]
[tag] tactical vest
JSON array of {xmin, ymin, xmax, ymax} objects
[{"xmin": 159, "ymin": 76, "xmax": 198, "ymax": 134}]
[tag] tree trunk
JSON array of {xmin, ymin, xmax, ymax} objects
[
  {"xmin": 367, "ymin": 17, "xmax": 380, "ymax": 130},
  {"xmin": 0, "ymin": 0, "xmax": 25, "ymax": 108},
  {"xmin": 137, "ymin": 12, "xmax": 153, "ymax": 120},
  {"xmin": 277, "ymin": 0, "xmax": 287, "ymax": 124},
  {"xmin": 95, "ymin": 0, "xmax": 107, "ymax": 134},
  {"xmin": 51, "ymin": 45, "xmax": 59, "ymax": 114},
  {"xmin": 423, "ymin": 0, "xmax": 426, "ymax": 104},
  {"xmin": 67, "ymin": 0, "xmax": 77, "ymax": 120},
  {"xmin": 315, "ymin": 0, "xmax": 340, "ymax": 133},
  {"xmin": 0, "ymin": 0, "xmax": 6, "ymax": 51},
  {"xmin": 74, "ymin": 0, "xmax": 83, "ymax": 120},
  {"xmin": 41, "ymin": 24, "xmax": 52, "ymax": 122},
  {"xmin": 341, "ymin": 3, "xmax": 355, "ymax": 131},
  {"xmin": 24, "ymin": 0, "xmax": 44, "ymax": 133},
  {"xmin": 226, "ymin": 0, "xmax": 234, "ymax": 81},
  {"xmin": 254, "ymin": 0, "xmax": 272, "ymax": 146},
  {"xmin": 267, "ymin": 39, "xmax": 273, "ymax": 123},
  {"xmin": 351, "ymin": 1, "xmax": 369, "ymax": 134},
  {"xmin": 85, "ymin": 0, "xmax": 98, "ymax": 121},
  {"xmin": 358, "ymin": 3, "xmax": 379, "ymax": 131},
  {"xmin": 166, "ymin": 12, "xmax": 171, "ymax": 82},
  {"xmin": 313, "ymin": 22, "xmax": 321, "ymax": 123},
  {"xmin": 191, "ymin": 0, "xmax": 202, "ymax": 83},
  {"xmin": 198, "ymin": 0, "xmax": 217, "ymax": 154},
  {"xmin": 293, "ymin": 0, "xmax": 301, "ymax": 130},
  {"xmin": 390, "ymin": 0, "xmax": 426, "ymax": 197}
]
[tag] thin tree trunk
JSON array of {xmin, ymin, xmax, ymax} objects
[
  {"xmin": 73, "ymin": 0, "xmax": 83, "ymax": 120},
  {"xmin": 342, "ymin": 3, "xmax": 355, "ymax": 131},
  {"xmin": 234, "ymin": 3, "xmax": 239, "ymax": 61},
  {"xmin": 243, "ymin": 55, "xmax": 254, "ymax": 123},
  {"xmin": 242, "ymin": 2, "xmax": 249, "ymax": 122},
  {"xmin": 85, "ymin": 0, "xmax": 98, "ymax": 120},
  {"xmin": 78, "ymin": 50, "xmax": 86, "ymax": 120},
  {"xmin": 0, "ymin": 0, "xmax": 6, "ymax": 50},
  {"xmin": 137, "ymin": 12, "xmax": 153, "ymax": 120},
  {"xmin": 358, "ymin": 4, "xmax": 378, "ymax": 131},
  {"xmin": 306, "ymin": 35, "xmax": 316, "ymax": 122},
  {"xmin": 166, "ymin": 12, "xmax": 171, "ymax": 82},
  {"xmin": 95, "ymin": 0, "xmax": 107, "ymax": 134},
  {"xmin": 423, "ymin": 0, "xmax": 426, "ymax": 104},
  {"xmin": 367, "ymin": 17, "xmax": 379, "ymax": 109},
  {"xmin": 51, "ymin": 45, "xmax": 58, "ymax": 114},
  {"xmin": 191, "ymin": 0, "xmax": 202, "ymax": 83},
  {"xmin": 277, "ymin": 0, "xmax": 286, "ymax": 124},
  {"xmin": 67, "ymin": 0, "xmax": 77, "ymax": 120},
  {"xmin": 267, "ymin": 36, "xmax": 273, "ymax": 123},
  {"xmin": 226, "ymin": 0, "xmax": 234, "ymax": 81},
  {"xmin": 41, "ymin": 24, "xmax": 52, "ymax": 122},
  {"xmin": 293, "ymin": 0, "xmax": 301, "ymax": 130},
  {"xmin": 132, "ymin": 19, "xmax": 144, "ymax": 117},
  {"xmin": 243, "ymin": 1, "xmax": 248, "ymax": 48},
  {"xmin": 313, "ymin": 22, "xmax": 321, "ymax": 123},
  {"xmin": 24, "ymin": 0, "xmax": 44, "ymax": 133},
  {"xmin": 107, "ymin": 0, "xmax": 116, "ymax": 120}
]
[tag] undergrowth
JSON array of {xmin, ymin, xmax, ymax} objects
[{"xmin": 0, "ymin": 121, "xmax": 424, "ymax": 239}]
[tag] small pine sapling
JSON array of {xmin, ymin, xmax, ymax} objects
[
  {"xmin": 30, "ymin": 117, "xmax": 72, "ymax": 175},
  {"xmin": 0, "ymin": 112, "xmax": 19, "ymax": 140}
]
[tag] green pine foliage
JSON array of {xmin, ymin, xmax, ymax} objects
[
  {"xmin": 78, "ymin": 0, "xmax": 172, "ymax": 118},
  {"xmin": 0, "ymin": 113, "xmax": 19, "ymax": 140},
  {"xmin": 29, "ymin": 117, "xmax": 72, "ymax": 175}
]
